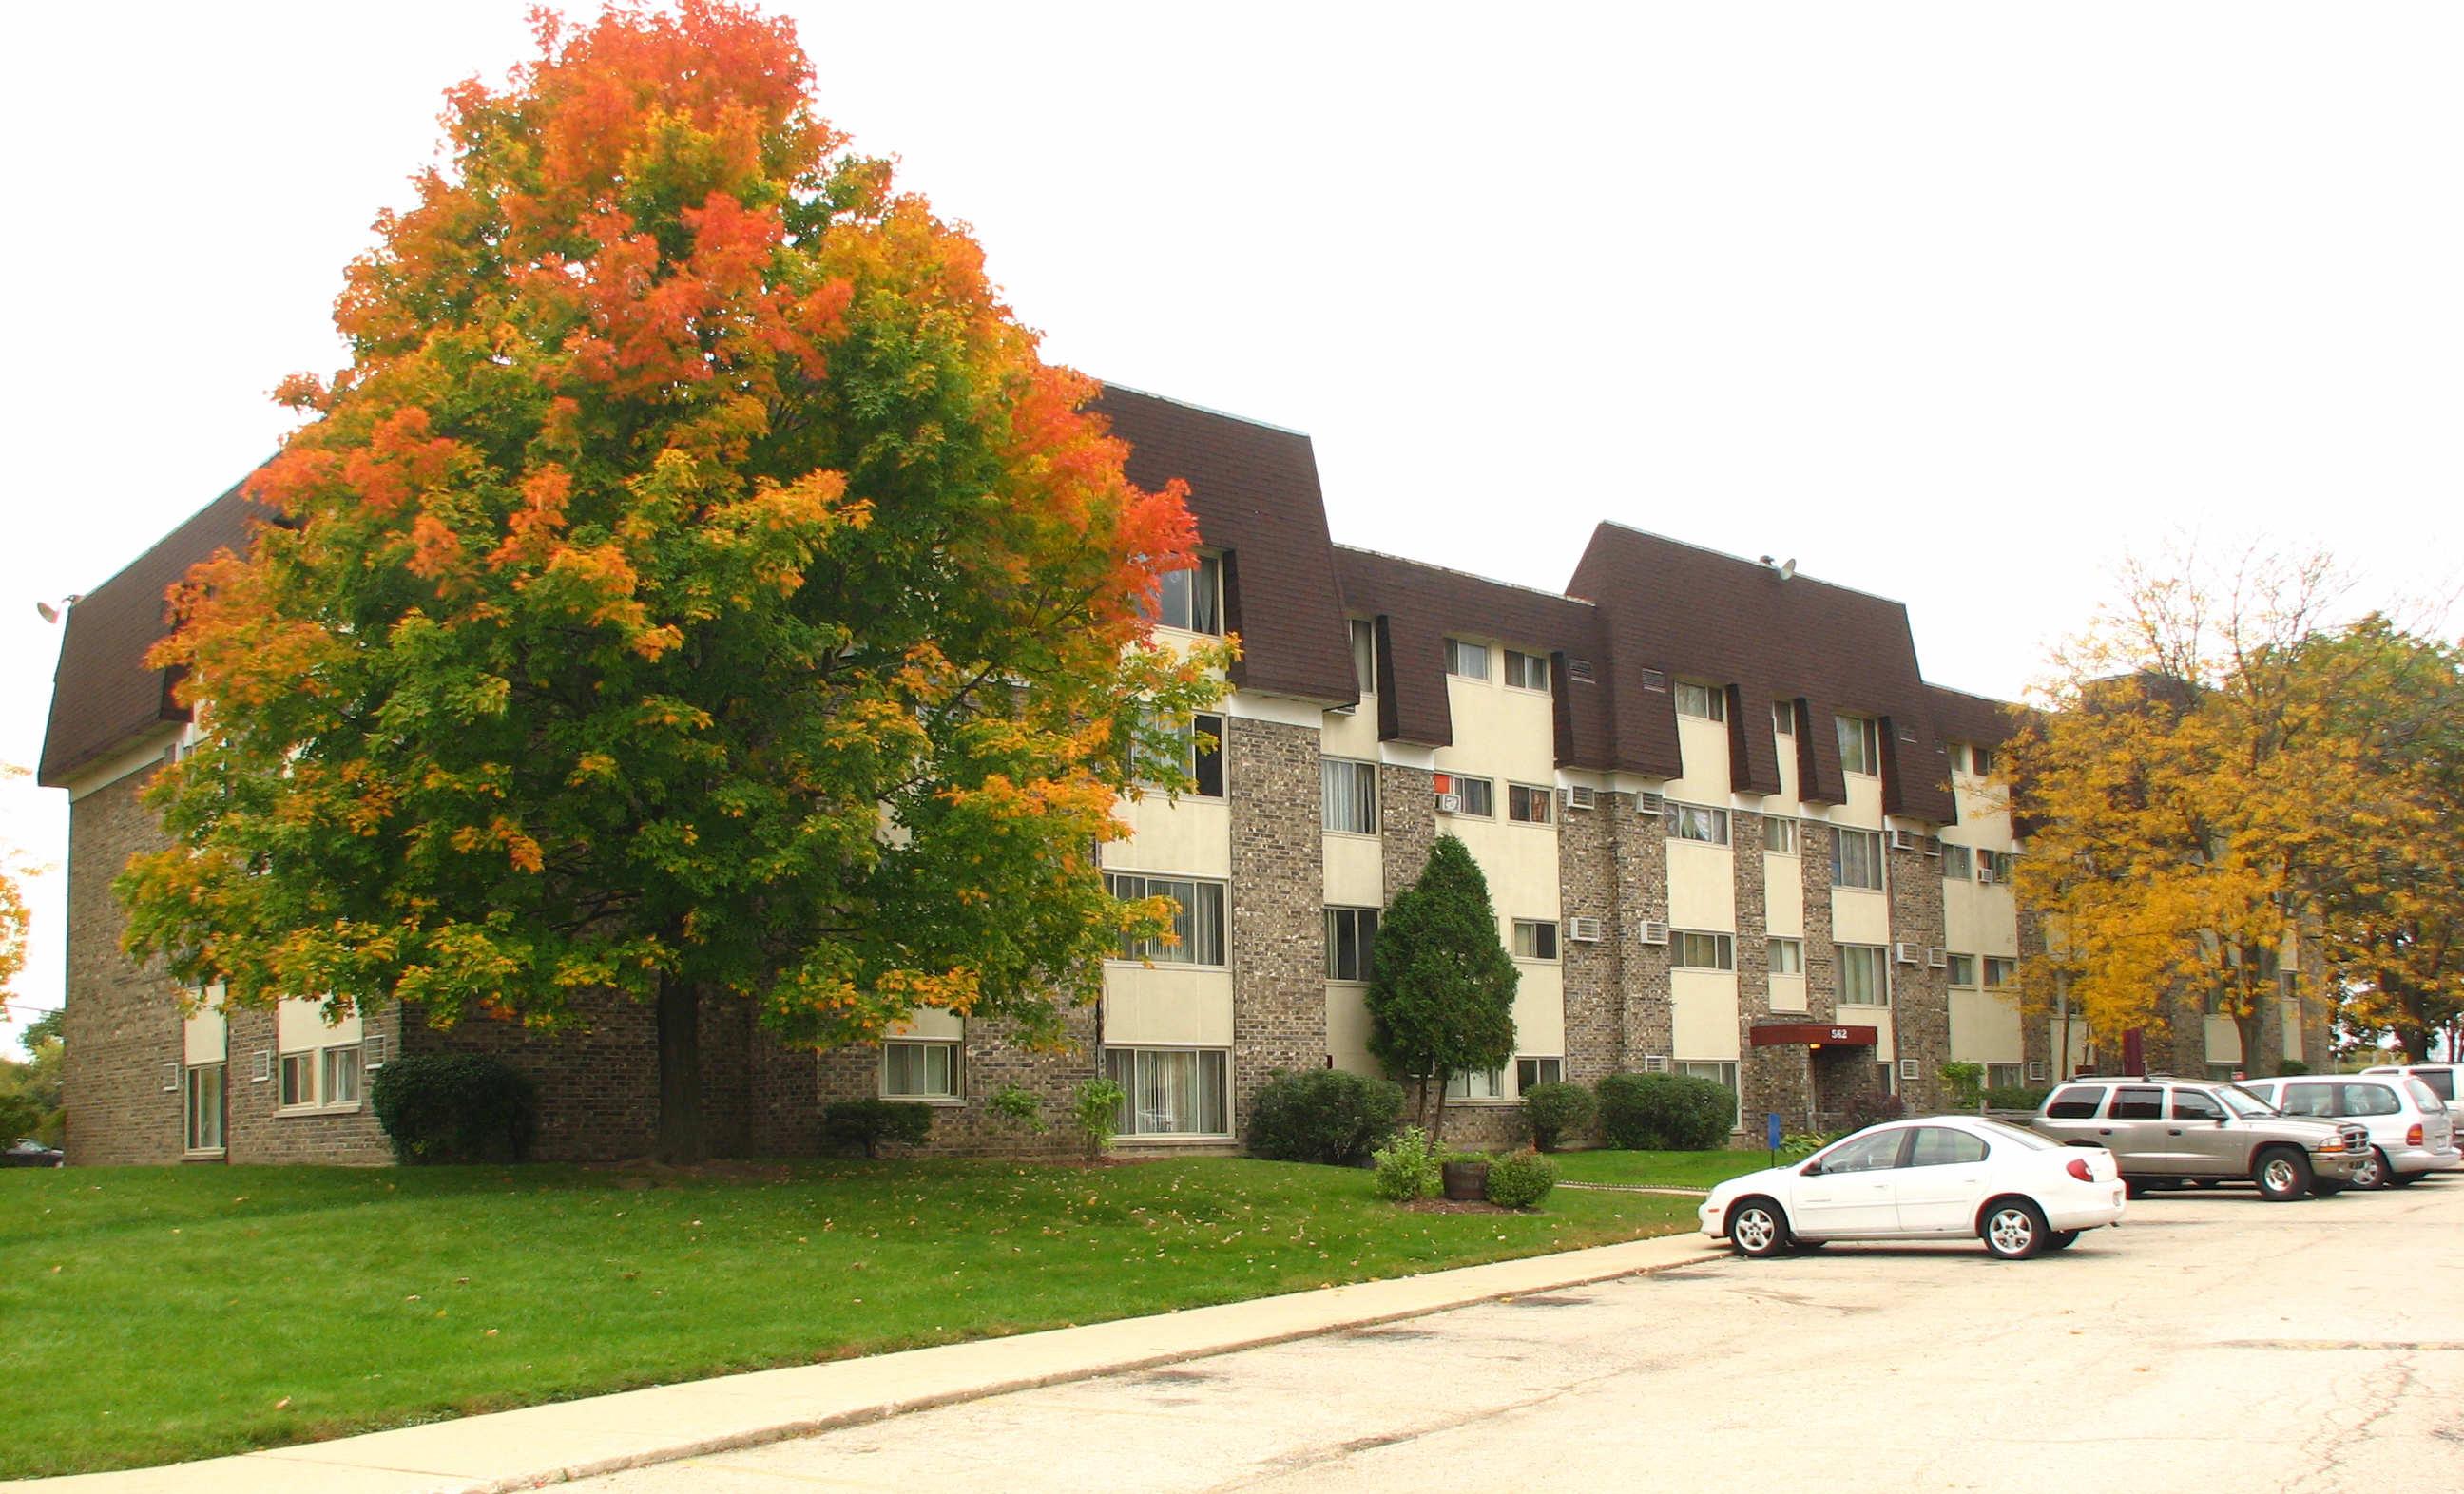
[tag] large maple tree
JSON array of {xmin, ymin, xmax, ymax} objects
[{"xmin": 118, "ymin": 1, "xmax": 1223, "ymax": 1159}]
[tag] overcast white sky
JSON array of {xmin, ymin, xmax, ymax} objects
[{"xmin": 3, "ymin": 2, "xmax": 2457, "ymax": 1053}]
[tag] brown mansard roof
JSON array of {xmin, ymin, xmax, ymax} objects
[
  {"xmin": 1092, "ymin": 385, "xmax": 1357, "ymax": 706},
  {"xmin": 1332, "ymin": 546, "xmax": 1618, "ymax": 770},
  {"xmin": 1925, "ymin": 682, "xmax": 2024, "ymax": 748},
  {"xmin": 38, "ymin": 481, "xmax": 267, "ymax": 789},
  {"xmin": 1568, "ymin": 524, "xmax": 1960, "ymax": 824}
]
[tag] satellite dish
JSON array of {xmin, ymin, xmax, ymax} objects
[{"xmin": 1778, "ymin": 559, "xmax": 1797, "ymax": 581}]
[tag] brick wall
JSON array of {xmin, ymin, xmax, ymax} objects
[
  {"xmin": 1228, "ymin": 718, "xmax": 1329, "ymax": 1123},
  {"xmin": 1378, "ymin": 765, "xmax": 1436, "ymax": 901},
  {"xmin": 1558, "ymin": 789, "xmax": 1626, "ymax": 1082},
  {"xmin": 61, "ymin": 764, "xmax": 186, "ymax": 1165},
  {"xmin": 1885, "ymin": 843, "xmax": 1951, "ymax": 1112},
  {"xmin": 1733, "ymin": 810, "xmax": 1802, "ymax": 1136},
  {"xmin": 1613, "ymin": 798, "xmax": 1674, "ymax": 1067},
  {"xmin": 222, "ymin": 1002, "xmax": 397, "ymax": 1165}
]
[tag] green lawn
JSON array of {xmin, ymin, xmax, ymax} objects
[
  {"xmin": 1549, "ymin": 1148, "xmax": 1781, "ymax": 1189},
  {"xmin": 0, "ymin": 1158, "xmax": 1693, "ymax": 1478}
]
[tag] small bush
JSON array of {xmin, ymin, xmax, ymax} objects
[
  {"xmin": 1484, "ymin": 1149, "xmax": 1558, "ymax": 1209},
  {"xmin": 823, "ymin": 1099, "xmax": 934, "ymax": 1158},
  {"xmin": 989, "ymin": 1083, "xmax": 1049, "ymax": 1133},
  {"xmin": 1246, "ymin": 1069, "xmax": 1405, "ymax": 1165},
  {"xmin": 1371, "ymin": 1125, "xmax": 1443, "ymax": 1202},
  {"xmin": 1073, "ymin": 1079, "xmax": 1126, "ymax": 1160},
  {"xmin": 2275, "ymin": 1059, "xmax": 2311, "ymax": 1076},
  {"xmin": 1520, "ymin": 1081, "xmax": 1597, "ymax": 1152},
  {"xmin": 1778, "ymin": 1132, "xmax": 1827, "ymax": 1160},
  {"xmin": 1983, "ymin": 1085, "xmax": 2051, "ymax": 1111},
  {"xmin": 1842, "ymin": 1091, "xmax": 1907, "ymax": 1131},
  {"xmin": 370, "ymin": 1055, "xmax": 537, "ymax": 1164},
  {"xmin": 1596, "ymin": 1072, "xmax": 1736, "ymax": 1150},
  {"xmin": 1939, "ymin": 1061, "xmax": 1984, "ymax": 1109}
]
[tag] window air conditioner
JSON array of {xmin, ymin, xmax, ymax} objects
[
  {"xmin": 1888, "ymin": 828, "xmax": 1922, "ymax": 852},
  {"xmin": 1435, "ymin": 793, "xmax": 1462, "ymax": 814},
  {"xmin": 1899, "ymin": 1058, "xmax": 1920, "ymax": 1081},
  {"xmin": 1926, "ymin": 947, "xmax": 1949, "ymax": 968},
  {"xmin": 1894, "ymin": 941, "xmax": 1922, "ymax": 966},
  {"xmin": 1635, "ymin": 791, "xmax": 1665, "ymax": 816},
  {"xmin": 1564, "ymin": 785, "xmax": 1597, "ymax": 811},
  {"xmin": 1643, "ymin": 1054, "xmax": 1670, "ymax": 1074},
  {"xmin": 1637, "ymin": 920, "xmax": 1670, "ymax": 947},
  {"xmin": 1568, "ymin": 915, "xmax": 1604, "ymax": 943}
]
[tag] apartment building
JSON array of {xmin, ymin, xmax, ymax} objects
[{"xmin": 47, "ymin": 386, "xmax": 2312, "ymax": 1164}]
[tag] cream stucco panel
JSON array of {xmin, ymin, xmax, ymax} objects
[
  {"xmin": 1512, "ymin": 964, "xmax": 1567, "ymax": 1058},
  {"xmin": 183, "ymin": 998, "xmax": 228, "ymax": 1065},
  {"xmin": 1102, "ymin": 967, "xmax": 1235, "ymax": 1047},
  {"xmin": 1763, "ymin": 853, "xmax": 1804, "ymax": 934},
  {"xmin": 1831, "ymin": 888, "xmax": 1891, "ymax": 946},
  {"xmin": 1319, "ymin": 700, "xmax": 1381, "ymax": 759},
  {"xmin": 1768, "ymin": 974, "xmax": 1808, "ymax": 1013},
  {"xmin": 2204, "ymin": 1015, "xmax": 2244, "ymax": 1065},
  {"xmin": 1671, "ymin": 972, "xmax": 1741, "ymax": 1061},
  {"xmin": 1943, "ymin": 877, "xmax": 2018, "ymax": 958},
  {"xmin": 1323, "ymin": 833, "xmax": 1383, "ymax": 907},
  {"xmin": 1666, "ymin": 716, "xmax": 1731, "ymax": 805},
  {"xmin": 1326, "ymin": 985, "xmax": 1375, "ymax": 1074},
  {"xmin": 1838, "ymin": 775, "xmax": 1884, "ymax": 829},
  {"xmin": 1104, "ymin": 796, "xmax": 1232, "ymax": 880},
  {"xmin": 1667, "ymin": 841, "xmax": 1735, "ymax": 930},
  {"xmin": 886, "ymin": 1007, "xmax": 963, "ymax": 1041},
  {"xmin": 1949, "ymin": 990, "xmax": 2024, "ymax": 1063},
  {"xmin": 276, "ymin": 997, "xmax": 362, "ymax": 1053}
]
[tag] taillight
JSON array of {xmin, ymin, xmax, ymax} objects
[
  {"xmin": 2066, "ymin": 1158, "xmax": 2094, "ymax": 1182},
  {"xmin": 2409, "ymin": 1123, "xmax": 2424, "ymax": 1146}
]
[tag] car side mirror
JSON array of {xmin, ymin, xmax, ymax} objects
[{"xmin": 1799, "ymin": 1160, "xmax": 1823, "ymax": 1176}]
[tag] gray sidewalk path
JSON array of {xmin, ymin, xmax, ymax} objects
[{"xmin": 12, "ymin": 1231, "xmax": 1716, "ymax": 1494}]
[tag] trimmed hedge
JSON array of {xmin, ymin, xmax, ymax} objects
[
  {"xmin": 1484, "ymin": 1150, "xmax": 1558, "ymax": 1209},
  {"xmin": 369, "ymin": 1055, "xmax": 537, "ymax": 1164},
  {"xmin": 1520, "ymin": 1081, "xmax": 1596, "ymax": 1153},
  {"xmin": 823, "ymin": 1100, "xmax": 934, "ymax": 1158},
  {"xmin": 1245, "ymin": 1069, "xmax": 1405, "ymax": 1166},
  {"xmin": 1596, "ymin": 1072, "xmax": 1735, "ymax": 1151},
  {"xmin": 1983, "ymin": 1085, "xmax": 2052, "ymax": 1111}
]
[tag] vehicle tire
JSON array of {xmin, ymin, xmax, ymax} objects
[
  {"xmin": 2123, "ymin": 1178, "xmax": 2148, "ymax": 1199},
  {"xmin": 1727, "ymin": 1197, "xmax": 1790, "ymax": 1259},
  {"xmin": 2044, "ymin": 1229, "xmax": 2082, "ymax": 1252},
  {"xmin": 2384, "ymin": 1165, "xmax": 2425, "ymax": 1188},
  {"xmin": 1980, "ymin": 1198, "xmax": 2050, "ymax": 1260},
  {"xmin": 2252, "ymin": 1147, "xmax": 2312, "ymax": 1202},
  {"xmin": 2311, "ymin": 1179, "xmax": 2346, "ymax": 1197},
  {"xmin": 2350, "ymin": 1148, "xmax": 2390, "ymax": 1190}
]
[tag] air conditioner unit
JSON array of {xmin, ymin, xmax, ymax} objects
[
  {"xmin": 1635, "ymin": 791, "xmax": 1665, "ymax": 817},
  {"xmin": 1926, "ymin": 946, "xmax": 1949, "ymax": 968},
  {"xmin": 1893, "ymin": 941, "xmax": 1922, "ymax": 966},
  {"xmin": 1899, "ymin": 1058, "xmax": 1920, "ymax": 1081},
  {"xmin": 162, "ymin": 1063, "xmax": 180, "ymax": 1094},
  {"xmin": 1922, "ymin": 836, "xmax": 1943, "ymax": 858},
  {"xmin": 1888, "ymin": 828, "xmax": 1923, "ymax": 852},
  {"xmin": 364, "ymin": 1034, "xmax": 389, "ymax": 1069},
  {"xmin": 1435, "ymin": 793, "xmax": 1462, "ymax": 814},
  {"xmin": 2027, "ymin": 1061, "xmax": 2048, "ymax": 1082},
  {"xmin": 251, "ymin": 1050, "xmax": 274, "ymax": 1083},
  {"xmin": 1975, "ymin": 862, "xmax": 1996, "ymax": 884},
  {"xmin": 1637, "ymin": 919, "xmax": 1671, "ymax": 947},
  {"xmin": 1567, "ymin": 915, "xmax": 1603, "ymax": 943},
  {"xmin": 1563, "ymin": 785, "xmax": 1597, "ymax": 812},
  {"xmin": 1642, "ymin": 1053, "xmax": 1670, "ymax": 1074}
]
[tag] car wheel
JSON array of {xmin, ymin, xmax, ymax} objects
[
  {"xmin": 1727, "ymin": 1197, "xmax": 1790, "ymax": 1259},
  {"xmin": 2350, "ymin": 1148, "xmax": 2389, "ymax": 1190},
  {"xmin": 2044, "ymin": 1229, "xmax": 2082, "ymax": 1252},
  {"xmin": 2253, "ymin": 1148, "xmax": 2312, "ymax": 1202},
  {"xmin": 1981, "ymin": 1199, "xmax": 2049, "ymax": 1260}
]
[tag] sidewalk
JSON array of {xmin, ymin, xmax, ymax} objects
[{"xmin": 15, "ymin": 1232, "xmax": 1718, "ymax": 1494}]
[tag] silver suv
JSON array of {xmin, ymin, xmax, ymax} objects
[
  {"xmin": 2031, "ymin": 1076, "xmax": 2369, "ymax": 1200},
  {"xmin": 2239, "ymin": 1074, "xmax": 2459, "ymax": 1189}
]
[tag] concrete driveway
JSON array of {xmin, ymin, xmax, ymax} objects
[{"xmin": 574, "ymin": 1178, "xmax": 2464, "ymax": 1492}]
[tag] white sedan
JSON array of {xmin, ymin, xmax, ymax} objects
[{"xmin": 1699, "ymin": 1116, "xmax": 2127, "ymax": 1260}]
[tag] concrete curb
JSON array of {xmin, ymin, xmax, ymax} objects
[{"xmin": 13, "ymin": 1232, "xmax": 1720, "ymax": 1494}]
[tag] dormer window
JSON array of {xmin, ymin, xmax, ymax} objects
[
  {"xmin": 1151, "ymin": 554, "xmax": 1223, "ymax": 634},
  {"xmin": 1503, "ymin": 649, "xmax": 1550, "ymax": 692},
  {"xmin": 1836, "ymin": 714, "xmax": 1881, "ymax": 776},
  {"xmin": 1350, "ymin": 620, "xmax": 1377, "ymax": 694},
  {"xmin": 1675, "ymin": 681, "xmax": 1724, "ymax": 721},
  {"xmin": 1446, "ymin": 639, "xmax": 1491, "ymax": 680}
]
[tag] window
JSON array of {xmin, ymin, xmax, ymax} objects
[
  {"xmin": 1947, "ymin": 953, "xmax": 1977, "ymax": 987},
  {"xmin": 1322, "ymin": 758, "xmax": 1378, "ymax": 834},
  {"xmin": 2044, "ymin": 1085, "xmax": 2105, "ymax": 1120},
  {"xmin": 183, "ymin": 1063, "xmax": 225, "ymax": 1154},
  {"xmin": 1958, "ymin": 743, "xmax": 1994, "ymax": 776},
  {"xmin": 279, "ymin": 1052, "xmax": 316, "ymax": 1107},
  {"xmin": 1986, "ymin": 1063, "xmax": 2026, "ymax": 1090},
  {"xmin": 1516, "ymin": 1057, "xmax": 1565, "ymax": 1092},
  {"xmin": 1325, "ymin": 907, "xmax": 1379, "ymax": 982},
  {"xmin": 1772, "ymin": 700, "xmax": 1795, "ymax": 736},
  {"xmin": 1940, "ymin": 843, "xmax": 1973, "ymax": 881},
  {"xmin": 1675, "ymin": 681, "xmax": 1725, "ymax": 721},
  {"xmin": 323, "ymin": 1045, "xmax": 364, "ymax": 1107},
  {"xmin": 1818, "ymin": 1128, "xmax": 1903, "ymax": 1173},
  {"xmin": 1977, "ymin": 849, "xmax": 2010, "ymax": 884},
  {"xmin": 2338, "ymin": 1082, "xmax": 2401, "ymax": 1119},
  {"xmin": 1104, "ymin": 1047, "xmax": 1230, "ymax": 1136},
  {"xmin": 1765, "ymin": 817, "xmax": 1798, "ymax": 854},
  {"xmin": 1907, "ymin": 1127, "xmax": 1989, "ymax": 1166},
  {"xmin": 1107, "ymin": 873, "xmax": 1227, "ymax": 966},
  {"xmin": 1673, "ymin": 930, "xmax": 1735, "ymax": 970},
  {"xmin": 1444, "ymin": 775, "xmax": 1494, "ymax": 816},
  {"xmin": 1836, "ymin": 715, "xmax": 1881, "ymax": 776},
  {"xmin": 1982, "ymin": 957, "xmax": 2016, "ymax": 990},
  {"xmin": 1680, "ymin": 1060, "xmax": 1742, "ymax": 1129},
  {"xmin": 1769, "ymin": 937, "xmax": 1803, "ymax": 976},
  {"xmin": 1669, "ymin": 803, "xmax": 1729, "ymax": 845},
  {"xmin": 883, "ymin": 1041, "xmax": 958, "ymax": 1099},
  {"xmin": 1838, "ymin": 945, "xmax": 1889, "ymax": 1005},
  {"xmin": 1833, "ymin": 828, "xmax": 1884, "ymax": 890},
  {"xmin": 2110, "ymin": 1086, "xmax": 2164, "ymax": 1120},
  {"xmin": 1512, "ymin": 919, "xmax": 1560, "ymax": 961},
  {"xmin": 2170, "ymin": 1089, "xmax": 2225, "ymax": 1122},
  {"xmin": 1350, "ymin": 620, "xmax": 1376, "ymax": 695},
  {"xmin": 1446, "ymin": 1066, "xmax": 1507, "ymax": 1101},
  {"xmin": 1446, "ymin": 639, "xmax": 1490, "ymax": 680},
  {"xmin": 1142, "ymin": 712, "xmax": 1223, "ymax": 798},
  {"xmin": 1504, "ymin": 649, "xmax": 1550, "ymax": 692},
  {"xmin": 1150, "ymin": 554, "xmax": 1222, "ymax": 634},
  {"xmin": 1508, "ymin": 783, "xmax": 1553, "ymax": 825}
]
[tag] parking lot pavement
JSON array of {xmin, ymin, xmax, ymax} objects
[{"xmin": 572, "ymin": 1178, "xmax": 2464, "ymax": 1493}]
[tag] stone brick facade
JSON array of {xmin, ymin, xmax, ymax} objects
[
  {"xmin": 1612, "ymin": 799, "xmax": 1675, "ymax": 1066},
  {"xmin": 1884, "ymin": 843, "xmax": 1951, "ymax": 1113},
  {"xmin": 1228, "ymin": 718, "xmax": 1328, "ymax": 1121},
  {"xmin": 61, "ymin": 763, "xmax": 186, "ymax": 1165},
  {"xmin": 1557, "ymin": 790, "xmax": 1626, "ymax": 1083}
]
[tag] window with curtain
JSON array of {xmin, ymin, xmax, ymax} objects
[
  {"xmin": 183, "ymin": 1063, "xmax": 225, "ymax": 1153},
  {"xmin": 1836, "ymin": 714, "xmax": 1881, "ymax": 776},
  {"xmin": 882, "ymin": 1041, "xmax": 958, "ymax": 1099},
  {"xmin": 1669, "ymin": 803, "xmax": 1729, "ymax": 845},
  {"xmin": 1679, "ymin": 1060, "xmax": 1741, "ymax": 1128},
  {"xmin": 1504, "ymin": 649, "xmax": 1550, "ymax": 691},
  {"xmin": 1838, "ymin": 945, "xmax": 1889, "ymax": 1005},
  {"xmin": 1833, "ymin": 828, "xmax": 1884, "ymax": 890},
  {"xmin": 1106, "ymin": 873, "xmax": 1227, "ymax": 966},
  {"xmin": 1105, "ymin": 1047, "xmax": 1230, "ymax": 1136},
  {"xmin": 1676, "ymin": 681, "xmax": 1725, "ymax": 720},
  {"xmin": 1673, "ymin": 930, "xmax": 1735, "ymax": 970},
  {"xmin": 1350, "ymin": 620, "xmax": 1376, "ymax": 694},
  {"xmin": 1940, "ymin": 843, "xmax": 1973, "ymax": 881},
  {"xmin": 1512, "ymin": 920, "xmax": 1559, "ymax": 961},
  {"xmin": 1765, "ymin": 817, "xmax": 1798, "ymax": 854},
  {"xmin": 1322, "ymin": 758, "xmax": 1377, "ymax": 834},
  {"xmin": 1446, "ymin": 639, "xmax": 1490, "ymax": 680},
  {"xmin": 1149, "ymin": 555, "xmax": 1223, "ymax": 634},
  {"xmin": 1445, "ymin": 1066, "xmax": 1507, "ymax": 1101},
  {"xmin": 1507, "ymin": 783, "xmax": 1552, "ymax": 824},
  {"xmin": 1769, "ymin": 937, "xmax": 1803, "ymax": 976}
]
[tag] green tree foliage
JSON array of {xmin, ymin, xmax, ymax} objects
[
  {"xmin": 1244, "ymin": 1068, "xmax": 1404, "ymax": 1165},
  {"xmin": 1364, "ymin": 835, "xmax": 1518, "ymax": 1140}
]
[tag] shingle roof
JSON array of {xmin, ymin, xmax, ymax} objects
[
  {"xmin": 1331, "ymin": 546, "xmax": 1617, "ymax": 769},
  {"xmin": 1568, "ymin": 524, "xmax": 1959, "ymax": 823},
  {"xmin": 38, "ymin": 481, "xmax": 268, "ymax": 788},
  {"xmin": 1926, "ymin": 683, "xmax": 2024, "ymax": 748},
  {"xmin": 1092, "ymin": 386, "xmax": 1357, "ymax": 705}
]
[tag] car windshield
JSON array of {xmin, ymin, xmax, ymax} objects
[
  {"xmin": 2217, "ymin": 1085, "xmax": 2278, "ymax": 1119},
  {"xmin": 2406, "ymin": 1079, "xmax": 2447, "ymax": 1113},
  {"xmin": 1974, "ymin": 1120, "xmax": 2056, "ymax": 1150}
]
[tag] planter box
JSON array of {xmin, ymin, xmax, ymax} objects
[{"xmin": 1440, "ymin": 1160, "xmax": 1491, "ymax": 1202}]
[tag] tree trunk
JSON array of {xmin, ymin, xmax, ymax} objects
[
  {"xmin": 2232, "ymin": 1007, "xmax": 2263, "ymax": 1079},
  {"xmin": 1428, "ymin": 1077, "xmax": 1449, "ymax": 1144},
  {"xmin": 655, "ymin": 972, "xmax": 705, "ymax": 1164}
]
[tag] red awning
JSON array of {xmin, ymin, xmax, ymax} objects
[{"xmin": 1749, "ymin": 1022, "xmax": 1879, "ymax": 1048}]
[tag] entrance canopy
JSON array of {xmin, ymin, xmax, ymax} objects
[{"xmin": 1749, "ymin": 1022, "xmax": 1879, "ymax": 1048}]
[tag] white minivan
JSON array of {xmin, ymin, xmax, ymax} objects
[
  {"xmin": 2361, "ymin": 1063, "xmax": 2464, "ymax": 1108},
  {"xmin": 2244, "ymin": 1073, "xmax": 2460, "ymax": 1188}
]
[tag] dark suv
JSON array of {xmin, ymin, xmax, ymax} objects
[{"xmin": 2031, "ymin": 1076, "xmax": 2368, "ymax": 1200}]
